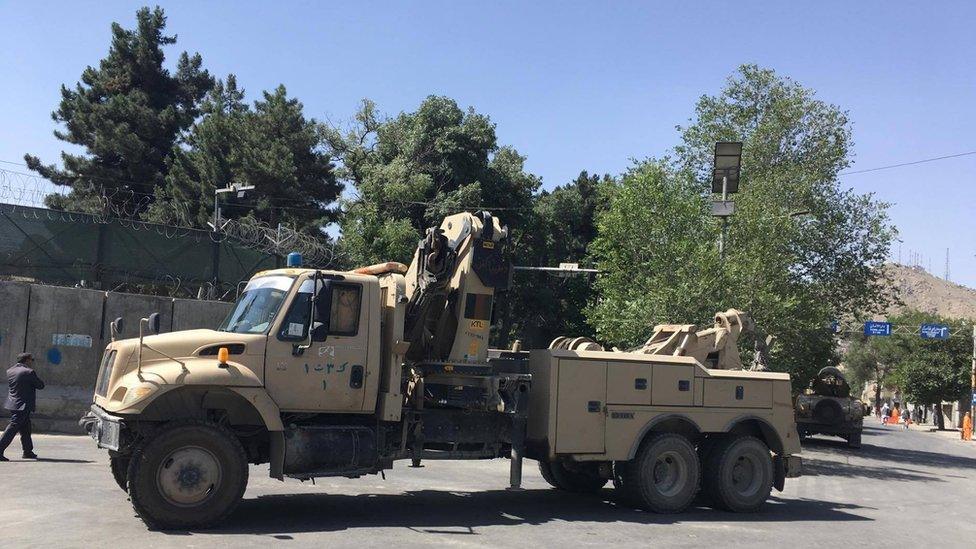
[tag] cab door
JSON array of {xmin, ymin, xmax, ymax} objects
[{"xmin": 265, "ymin": 274, "xmax": 370, "ymax": 412}]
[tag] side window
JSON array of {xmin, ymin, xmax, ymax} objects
[
  {"xmin": 326, "ymin": 283, "xmax": 361, "ymax": 337},
  {"xmin": 277, "ymin": 280, "xmax": 362, "ymax": 341},
  {"xmin": 278, "ymin": 291, "xmax": 312, "ymax": 341}
]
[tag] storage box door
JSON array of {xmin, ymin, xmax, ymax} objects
[
  {"xmin": 555, "ymin": 359, "xmax": 607, "ymax": 453},
  {"xmin": 652, "ymin": 363, "xmax": 695, "ymax": 406}
]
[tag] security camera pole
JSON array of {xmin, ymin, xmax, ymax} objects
[
  {"xmin": 711, "ymin": 142, "xmax": 742, "ymax": 260},
  {"xmin": 207, "ymin": 183, "xmax": 256, "ymax": 298},
  {"xmin": 211, "ymin": 183, "xmax": 256, "ymax": 235}
]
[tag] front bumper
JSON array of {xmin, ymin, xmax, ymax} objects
[{"xmin": 79, "ymin": 405, "xmax": 124, "ymax": 452}]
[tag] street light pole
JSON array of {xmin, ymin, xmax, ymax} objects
[
  {"xmin": 711, "ymin": 142, "xmax": 741, "ymax": 261},
  {"xmin": 719, "ymin": 175, "xmax": 728, "ymax": 259}
]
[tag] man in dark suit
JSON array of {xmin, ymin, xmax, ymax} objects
[{"xmin": 0, "ymin": 353, "xmax": 45, "ymax": 461}]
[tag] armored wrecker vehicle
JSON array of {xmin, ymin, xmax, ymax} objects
[
  {"xmin": 82, "ymin": 211, "xmax": 802, "ymax": 529},
  {"xmin": 794, "ymin": 366, "xmax": 863, "ymax": 448}
]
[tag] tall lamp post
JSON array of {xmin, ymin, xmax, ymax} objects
[{"xmin": 711, "ymin": 142, "xmax": 742, "ymax": 259}]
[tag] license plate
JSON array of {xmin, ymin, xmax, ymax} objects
[{"xmin": 95, "ymin": 418, "xmax": 120, "ymax": 451}]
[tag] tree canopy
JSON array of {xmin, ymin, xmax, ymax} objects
[
  {"xmin": 847, "ymin": 309, "xmax": 973, "ymax": 428},
  {"xmin": 146, "ymin": 78, "xmax": 341, "ymax": 236},
  {"xmin": 588, "ymin": 65, "xmax": 896, "ymax": 389},
  {"xmin": 324, "ymin": 96, "xmax": 540, "ymax": 267},
  {"xmin": 25, "ymin": 6, "xmax": 213, "ymax": 214}
]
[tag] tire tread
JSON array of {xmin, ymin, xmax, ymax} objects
[{"xmin": 127, "ymin": 419, "xmax": 248, "ymax": 529}]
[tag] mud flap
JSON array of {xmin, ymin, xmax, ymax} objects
[
  {"xmin": 270, "ymin": 431, "xmax": 285, "ymax": 481},
  {"xmin": 773, "ymin": 455, "xmax": 786, "ymax": 492}
]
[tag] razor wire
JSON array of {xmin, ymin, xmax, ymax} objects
[{"xmin": 0, "ymin": 167, "xmax": 343, "ymax": 269}]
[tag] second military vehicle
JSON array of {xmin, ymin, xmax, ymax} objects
[
  {"xmin": 82, "ymin": 211, "xmax": 802, "ymax": 529},
  {"xmin": 794, "ymin": 366, "xmax": 863, "ymax": 448}
]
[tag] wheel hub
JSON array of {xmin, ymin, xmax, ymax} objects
[
  {"xmin": 731, "ymin": 455, "xmax": 760, "ymax": 496},
  {"xmin": 156, "ymin": 446, "xmax": 222, "ymax": 507},
  {"xmin": 652, "ymin": 451, "xmax": 686, "ymax": 497}
]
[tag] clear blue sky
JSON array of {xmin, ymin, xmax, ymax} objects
[{"xmin": 2, "ymin": 1, "xmax": 974, "ymax": 287}]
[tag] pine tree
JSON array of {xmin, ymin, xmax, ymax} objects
[
  {"xmin": 24, "ymin": 6, "xmax": 213, "ymax": 215},
  {"xmin": 147, "ymin": 81, "xmax": 342, "ymax": 236}
]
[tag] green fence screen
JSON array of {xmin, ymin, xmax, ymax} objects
[{"xmin": 0, "ymin": 204, "xmax": 280, "ymax": 298}]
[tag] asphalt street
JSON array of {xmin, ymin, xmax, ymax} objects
[{"xmin": 2, "ymin": 417, "xmax": 975, "ymax": 548}]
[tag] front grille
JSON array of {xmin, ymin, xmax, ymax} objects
[{"xmin": 95, "ymin": 350, "xmax": 117, "ymax": 397}]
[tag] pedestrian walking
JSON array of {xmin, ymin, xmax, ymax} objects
[
  {"xmin": 963, "ymin": 412, "xmax": 972, "ymax": 441},
  {"xmin": 881, "ymin": 402, "xmax": 890, "ymax": 424},
  {"xmin": 0, "ymin": 353, "xmax": 45, "ymax": 461}
]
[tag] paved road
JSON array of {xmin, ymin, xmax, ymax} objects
[{"xmin": 2, "ymin": 418, "xmax": 975, "ymax": 548}]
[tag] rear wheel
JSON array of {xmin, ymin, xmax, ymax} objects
[
  {"xmin": 538, "ymin": 459, "xmax": 561, "ymax": 488},
  {"xmin": 622, "ymin": 433, "xmax": 700, "ymax": 513},
  {"xmin": 127, "ymin": 421, "xmax": 248, "ymax": 529},
  {"xmin": 846, "ymin": 432, "xmax": 862, "ymax": 448},
  {"xmin": 539, "ymin": 459, "xmax": 607, "ymax": 493},
  {"xmin": 702, "ymin": 436, "xmax": 773, "ymax": 512}
]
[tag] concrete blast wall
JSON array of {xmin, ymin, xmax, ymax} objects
[{"xmin": 0, "ymin": 281, "xmax": 233, "ymax": 433}]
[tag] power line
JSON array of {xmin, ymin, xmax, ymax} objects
[{"xmin": 839, "ymin": 150, "xmax": 976, "ymax": 176}]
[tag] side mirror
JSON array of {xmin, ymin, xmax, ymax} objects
[
  {"xmin": 110, "ymin": 317, "xmax": 124, "ymax": 340},
  {"xmin": 148, "ymin": 312, "xmax": 161, "ymax": 335}
]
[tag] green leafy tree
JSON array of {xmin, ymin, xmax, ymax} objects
[
  {"xmin": 589, "ymin": 65, "xmax": 895, "ymax": 390},
  {"xmin": 845, "ymin": 332, "xmax": 905, "ymax": 413},
  {"xmin": 587, "ymin": 161, "xmax": 723, "ymax": 346},
  {"xmin": 25, "ymin": 6, "xmax": 213, "ymax": 214},
  {"xmin": 324, "ymin": 96, "xmax": 540, "ymax": 267},
  {"xmin": 147, "ymin": 80, "xmax": 342, "ymax": 237},
  {"xmin": 889, "ymin": 310, "xmax": 972, "ymax": 429},
  {"xmin": 500, "ymin": 171, "xmax": 611, "ymax": 346}
]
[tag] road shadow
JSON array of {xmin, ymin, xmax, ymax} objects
[
  {"xmin": 37, "ymin": 457, "xmax": 95, "ymax": 463},
  {"xmin": 802, "ymin": 458, "xmax": 941, "ymax": 482},
  {"xmin": 803, "ymin": 436, "xmax": 976, "ymax": 470},
  {"xmin": 171, "ymin": 488, "xmax": 871, "ymax": 537},
  {"xmin": 1, "ymin": 457, "xmax": 94, "ymax": 464}
]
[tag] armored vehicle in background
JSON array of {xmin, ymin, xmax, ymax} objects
[{"xmin": 794, "ymin": 366, "xmax": 863, "ymax": 448}]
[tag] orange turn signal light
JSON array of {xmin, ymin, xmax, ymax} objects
[{"xmin": 217, "ymin": 347, "xmax": 230, "ymax": 364}]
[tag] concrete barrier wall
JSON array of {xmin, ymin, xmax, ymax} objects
[
  {"xmin": 172, "ymin": 298, "xmax": 232, "ymax": 332},
  {"xmin": 0, "ymin": 282, "xmax": 234, "ymax": 433},
  {"xmin": 0, "ymin": 282, "xmax": 30, "ymax": 369}
]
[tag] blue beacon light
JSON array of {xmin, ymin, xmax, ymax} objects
[{"xmin": 286, "ymin": 252, "xmax": 303, "ymax": 267}]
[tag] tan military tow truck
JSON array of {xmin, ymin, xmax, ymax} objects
[{"xmin": 81, "ymin": 211, "xmax": 802, "ymax": 529}]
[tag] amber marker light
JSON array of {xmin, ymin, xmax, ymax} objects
[{"xmin": 217, "ymin": 347, "xmax": 230, "ymax": 365}]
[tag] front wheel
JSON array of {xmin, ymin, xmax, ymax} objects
[
  {"xmin": 127, "ymin": 421, "xmax": 249, "ymax": 529},
  {"xmin": 110, "ymin": 456, "xmax": 129, "ymax": 492}
]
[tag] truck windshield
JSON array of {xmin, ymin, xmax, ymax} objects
[{"xmin": 218, "ymin": 275, "xmax": 295, "ymax": 334}]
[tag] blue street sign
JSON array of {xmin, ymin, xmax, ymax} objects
[
  {"xmin": 863, "ymin": 321, "xmax": 891, "ymax": 336},
  {"xmin": 919, "ymin": 323, "xmax": 950, "ymax": 340}
]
